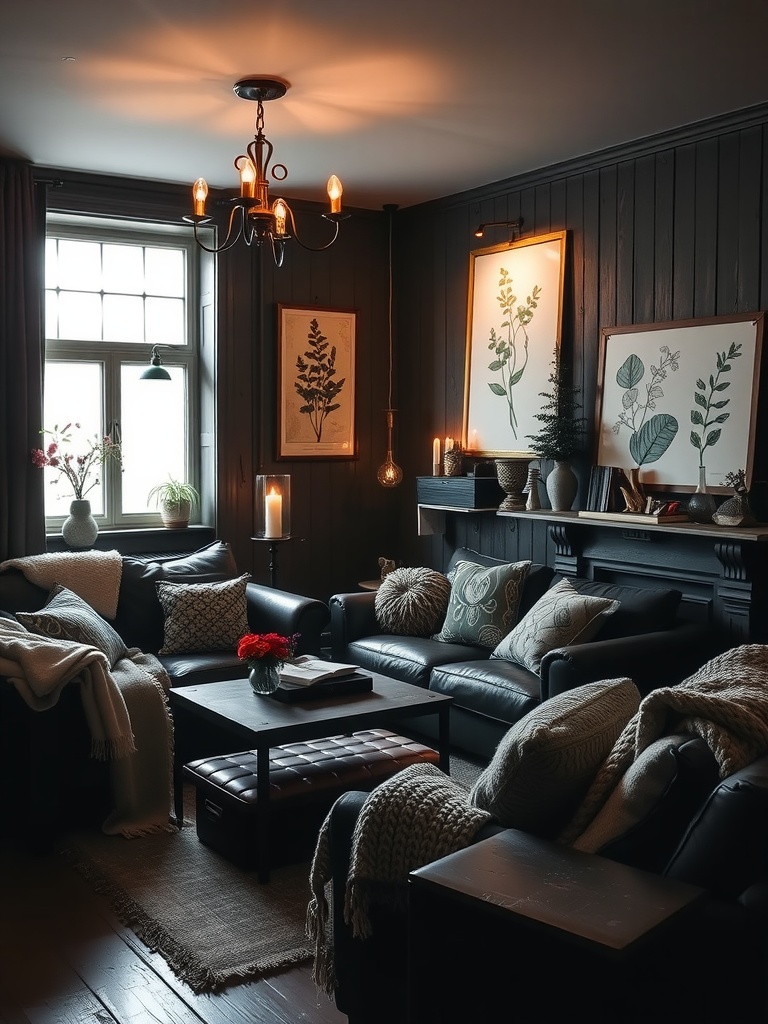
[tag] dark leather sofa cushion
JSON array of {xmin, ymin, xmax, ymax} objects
[
  {"xmin": 157, "ymin": 650, "xmax": 248, "ymax": 687},
  {"xmin": 114, "ymin": 541, "xmax": 240, "ymax": 651},
  {"xmin": 0, "ymin": 569, "xmax": 49, "ymax": 615},
  {"xmin": 346, "ymin": 635, "xmax": 489, "ymax": 689},
  {"xmin": 429, "ymin": 658, "xmax": 540, "ymax": 725},
  {"xmin": 564, "ymin": 578, "xmax": 682, "ymax": 640}
]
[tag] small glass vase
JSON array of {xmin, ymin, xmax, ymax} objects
[
  {"xmin": 248, "ymin": 661, "xmax": 281, "ymax": 695},
  {"xmin": 687, "ymin": 465, "xmax": 717, "ymax": 524}
]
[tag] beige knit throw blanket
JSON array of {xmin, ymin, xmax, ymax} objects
[
  {"xmin": 559, "ymin": 643, "xmax": 768, "ymax": 846},
  {"xmin": 0, "ymin": 550, "xmax": 123, "ymax": 619},
  {"xmin": 306, "ymin": 763, "xmax": 491, "ymax": 994},
  {"xmin": 0, "ymin": 618, "xmax": 174, "ymax": 837}
]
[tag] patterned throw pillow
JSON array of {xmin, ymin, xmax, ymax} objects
[
  {"xmin": 17, "ymin": 584, "xmax": 128, "ymax": 668},
  {"xmin": 156, "ymin": 574, "xmax": 250, "ymax": 654},
  {"xmin": 491, "ymin": 577, "xmax": 619, "ymax": 674},
  {"xmin": 375, "ymin": 567, "xmax": 452, "ymax": 636},
  {"xmin": 470, "ymin": 679, "xmax": 641, "ymax": 838},
  {"xmin": 433, "ymin": 559, "xmax": 531, "ymax": 649}
]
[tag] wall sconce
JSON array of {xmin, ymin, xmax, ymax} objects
[
  {"xmin": 473, "ymin": 217, "xmax": 524, "ymax": 240},
  {"xmin": 255, "ymin": 475, "xmax": 291, "ymax": 539},
  {"xmin": 140, "ymin": 345, "xmax": 172, "ymax": 380}
]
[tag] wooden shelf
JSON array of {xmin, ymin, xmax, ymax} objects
[
  {"xmin": 417, "ymin": 503, "xmax": 498, "ymax": 536},
  {"xmin": 495, "ymin": 508, "xmax": 768, "ymax": 542}
]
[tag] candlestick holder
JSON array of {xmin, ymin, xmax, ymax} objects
[{"xmin": 255, "ymin": 474, "xmax": 291, "ymax": 539}]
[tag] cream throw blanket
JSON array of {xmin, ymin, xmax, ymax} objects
[
  {"xmin": 306, "ymin": 763, "xmax": 491, "ymax": 993},
  {"xmin": 0, "ymin": 550, "xmax": 123, "ymax": 618},
  {"xmin": 559, "ymin": 644, "xmax": 768, "ymax": 845},
  {"xmin": 0, "ymin": 618, "xmax": 174, "ymax": 837}
]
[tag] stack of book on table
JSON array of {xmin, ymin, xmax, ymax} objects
[{"xmin": 272, "ymin": 657, "xmax": 373, "ymax": 702}]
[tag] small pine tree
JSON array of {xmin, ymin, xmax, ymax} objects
[{"xmin": 526, "ymin": 351, "xmax": 586, "ymax": 460}]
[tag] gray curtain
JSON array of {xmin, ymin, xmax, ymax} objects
[{"xmin": 0, "ymin": 159, "xmax": 46, "ymax": 559}]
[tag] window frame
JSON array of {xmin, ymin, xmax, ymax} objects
[{"xmin": 44, "ymin": 214, "xmax": 201, "ymax": 529}]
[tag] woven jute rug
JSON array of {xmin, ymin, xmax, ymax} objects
[{"xmin": 57, "ymin": 753, "xmax": 484, "ymax": 994}]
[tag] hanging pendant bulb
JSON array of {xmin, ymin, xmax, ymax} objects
[{"xmin": 377, "ymin": 409, "xmax": 403, "ymax": 487}]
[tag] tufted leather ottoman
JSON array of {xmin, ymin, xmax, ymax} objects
[{"xmin": 184, "ymin": 728, "xmax": 439, "ymax": 869}]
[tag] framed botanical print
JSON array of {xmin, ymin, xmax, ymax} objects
[
  {"xmin": 277, "ymin": 304, "xmax": 357, "ymax": 459},
  {"xmin": 462, "ymin": 230, "xmax": 567, "ymax": 457}
]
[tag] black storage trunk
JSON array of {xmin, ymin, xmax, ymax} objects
[{"xmin": 416, "ymin": 475, "xmax": 503, "ymax": 509}]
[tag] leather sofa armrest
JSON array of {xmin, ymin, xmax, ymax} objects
[
  {"xmin": 330, "ymin": 592, "xmax": 379, "ymax": 660},
  {"xmin": 540, "ymin": 621, "xmax": 715, "ymax": 700},
  {"xmin": 245, "ymin": 583, "xmax": 329, "ymax": 656}
]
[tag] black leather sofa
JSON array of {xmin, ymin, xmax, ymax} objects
[
  {"xmin": 0, "ymin": 541, "xmax": 329, "ymax": 845},
  {"xmin": 327, "ymin": 751, "xmax": 768, "ymax": 1023},
  {"xmin": 330, "ymin": 547, "xmax": 712, "ymax": 759}
]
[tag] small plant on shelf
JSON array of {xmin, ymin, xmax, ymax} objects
[
  {"xmin": 147, "ymin": 477, "xmax": 200, "ymax": 528},
  {"xmin": 526, "ymin": 351, "xmax": 586, "ymax": 461}
]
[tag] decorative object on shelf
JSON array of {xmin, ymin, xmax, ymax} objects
[
  {"xmin": 712, "ymin": 469, "xmax": 755, "ymax": 527},
  {"xmin": 61, "ymin": 499, "xmax": 99, "ymax": 548},
  {"xmin": 443, "ymin": 440, "xmax": 464, "ymax": 477},
  {"xmin": 432, "ymin": 437, "xmax": 441, "ymax": 476},
  {"xmin": 139, "ymin": 344, "xmax": 172, "ymax": 380},
  {"xmin": 524, "ymin": 464, "xmax": 542, "ymax": 511},
  {"xmin": 237, "ymin": 630, "xmax": 300, "ymax": 695},
  {"xmin": 378, "ymin": 557, "xmax": 397, "ymax": 580},
  {"xmin": 526, "ymin": 350, "xmax": 585, "ymax": 513},
  {"xmin": 377, "ymin": 204, "xmax": 403, "ymax": 487},
  {"xmin": 255, "ymin": 475, "xmax": 291, "ymax": 539},
  {"xmin": 416, "ymin": 475, "xmax": 504, "ymax": 509},
  {"xmin": 184, "ymin": 77, "xmax": 346, "ymax": 267},
  {"xmin": 618, "ymin": 467, "xmax": 646, "ymax": 514},
  {"xmin": 148, "ymin": 477, "xmax": 200, "ymax": 528},
  {"xmin": 494, "ymin": 458, "xmax": 529, "ymax": 512},
  {"xmin": 686, "ymin": 465, "xmax": 717, "ymax": 524}
]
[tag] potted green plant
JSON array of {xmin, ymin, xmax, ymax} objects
[
  {"xmin": 526, "ymin": 352, "xmax": 585, "ymax": 511},
  {"xmin": 148, "ymin": 478, "xmax": 200, "ymax": 528}
]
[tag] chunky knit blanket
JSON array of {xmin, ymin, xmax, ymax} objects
[
  {"xmin": 0, "ymin": 549, "xmax": 123, "ymax": 618},
  {"xmin": 306, "ymin": 763, "xmax": 491, "ymax": 993},
  {"xmin": 559, "ymin": 644, "xmax": 768, "ymax": 845},
  {"xmin": 0, "ymin": 618, "xmax": 174, "ymax": 837}
]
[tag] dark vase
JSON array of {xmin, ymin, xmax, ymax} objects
[{"xmin": 687, "ymin": 466, "xmax": 717, "ymax": 524}]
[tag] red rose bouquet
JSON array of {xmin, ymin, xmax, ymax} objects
[{"xmin": 237, "ymin": 631, "xmax": 300, "ymax": 670}]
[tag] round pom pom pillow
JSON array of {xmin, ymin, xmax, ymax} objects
[{"xmin": 374, "ymin": 566, "xmax": 451, "ymax": 636}]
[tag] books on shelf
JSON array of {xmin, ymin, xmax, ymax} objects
[
  {"xmin": 586, "ymin": 465, "xmax": 620, "ymax": 513},
  {"xmin": 578, "ymin": 510, "xmax": 690, "ymax": 525},
  {"xmin": 279, "ymin": 656, "xmax": 361, "ymax": 687}
]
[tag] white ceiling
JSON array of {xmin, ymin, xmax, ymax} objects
[{"xmin": 2, "ymin": 0, "xmax": 767, "ymax": 211}]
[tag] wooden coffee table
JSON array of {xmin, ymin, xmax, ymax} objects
[{"xmin": 169, "ymin": 672, "xmax": 452, "ymax": 881}]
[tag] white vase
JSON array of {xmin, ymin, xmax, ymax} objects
[
  {"xmin": 546, "ymin": 461, "xmax": 578, "ymax": 512},
  {"xmin": 61, "ymin": 499, "xmax": 98, "ymax": 548}
]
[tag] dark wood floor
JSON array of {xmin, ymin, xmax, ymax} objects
[{"xmin": 0, "ymin": 838, "xmax": 346, "ymax": 1024}]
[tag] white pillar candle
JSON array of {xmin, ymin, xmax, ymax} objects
[
  {"xmin": 264, "ymin": 487, "xmax": 283, "ymax": 538},
  {"xmin": 433, "ymin": 437, "xmax": 441, "ymax": 476}
]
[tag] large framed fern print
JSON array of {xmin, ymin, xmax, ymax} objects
[
  {"xmin": 277, "ymin": 304, "xmax": 357, "ymax": 459},
  {"xmin": 595, "ymin": 313, "xmax": 764, "ymax": 492},
  {"xmin": 462, "ymin": 231, "xmax": 567, "ymax": 457}
]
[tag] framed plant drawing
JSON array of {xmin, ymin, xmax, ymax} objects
[
  {"xmin": 462, "ymin": 230, "xmax": 567, "ymax": 457},
  {"xmin": 277, "ymin": 304, "xmax": 357, "ymax": 459},
  {"xmin": 595, "ymin": 312, "xmax": 764, "ymax": 492}
]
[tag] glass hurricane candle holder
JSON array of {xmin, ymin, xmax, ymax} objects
[{"xmin": 255, "ymin": 475, "xmax": 291, "ymax": 539}]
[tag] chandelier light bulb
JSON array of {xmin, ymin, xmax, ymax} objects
[
  {"xmin": 377, "ymin": 454, "xmax": 403, "ymax": 488},
  {"xmin": 327, "ymin": 174, "xmax": 343, "ymax": 213},
  {"xmin": 273, "ymin": 198, "xmax": 288, "ymax": 237},
  {"xmin": 236, "ymin": 156, "xmax": 257, "ymax": 197},
  {"xmin": 192, "ymin": 178, "xmax": 208, "ymax": 216}
]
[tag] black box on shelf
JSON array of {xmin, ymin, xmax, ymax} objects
[{"xmin": 416, "ymin": 475, "xmax": 503, "ymax": 509}]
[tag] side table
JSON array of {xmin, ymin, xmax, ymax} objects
[
  {"xmin": 408, "ymin": 829, "xmax": 704, "ymax": 1023},
  {"xmin": 251, "ymin": 535, "xmax": 292, "ymax": 588}
]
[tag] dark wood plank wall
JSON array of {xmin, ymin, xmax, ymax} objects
[
  {"xmin": 42, "ymin": 101, "xmax": 768, "ymax": 603},
  {"xmin": 394, "ymin": 104, "xmax": 768, "ymax": 577}
]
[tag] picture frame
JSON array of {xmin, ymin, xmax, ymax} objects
[
  {"xmin": 277, "ymin": 304, "xmax": 357, "ymax": 460},
  {"xmin": 595, "ymin": 312, "xmax": 764, "ymax": 492},
  {"xmin": 462, "ymin": 230, "xmax": 567, "ymax": 457}
]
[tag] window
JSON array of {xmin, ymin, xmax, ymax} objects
[{"xmin": 43, "ymin": 216, "xmax": 200, "ymax": 527}]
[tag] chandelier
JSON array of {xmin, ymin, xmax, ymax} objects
[{"xmin": 185, "ymin": 78, "xmax": 346, "ymax": 267}]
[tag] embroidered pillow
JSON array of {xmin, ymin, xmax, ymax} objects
[
  {"xmin": 433, "ymin": 559, "xmax": 531, "ymax": 649},
  {"xmin": 17, "ymin": 584, "xmax": 128, "ymax": 668},
  {"xmin": 492, "ymin": 577, "xmax": 619, "ymax": 674},
  {"xmin": 470, "ymin": 679, "xmax": 641, "ymax": 838},
  {"xmin": 375, "ymin": 567, "xmax": 452, "ymax": 636},
  {"xmin": 156, "ymin": 573, "xmax": 250, "ymax": 654}
]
